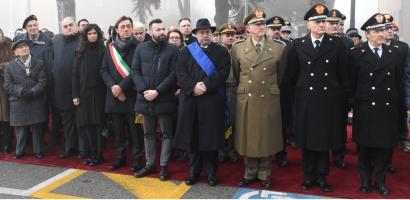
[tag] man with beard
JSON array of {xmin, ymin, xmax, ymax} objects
[
  {"xmin": 266, "ymin": 16, "xmax": 283, "ymax": 41},
  {"xmin": 178, "ymin": 18, "xmax": 197, "ymax": 46},
  {"xmin": 132, "ymin": 19, "xmax": 179, "ymax": 181},
  {"xmin": 100, "ymin": 16, "xmax": 144, "ymax": 172},
  {"xmin": 174, "ymin": 18, "xmax": 230, "ymax": 186}
]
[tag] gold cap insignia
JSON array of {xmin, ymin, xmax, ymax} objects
[
  {"xmin": 255, "ymin": 9, "xmax": 264, "ymax": 18},
  {"xmin": 274, "ymin": 19, "xmax": 280, "ymax": 24},
  {"xmin": 315, "ymin": 4, "xmax": 325, "ymax": 15}
]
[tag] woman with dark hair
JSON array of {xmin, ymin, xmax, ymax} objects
[
  {"xmin": 72, "ymin": 24, "xmax": 106, "ymax": 166},
  {"xmin": 167, "ymin": 29, "xmax": 184, "ymax": 49}
]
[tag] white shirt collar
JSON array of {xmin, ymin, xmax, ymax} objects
[
  {"xmin": 368, "ymin": 42, "xmax": 383, "ymax": 57},
  {"xmin": 311, "ymin": 33, "xmax": 324, "ymax": 47}
]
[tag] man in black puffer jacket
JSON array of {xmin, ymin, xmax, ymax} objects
[{"xmin": 132, "ymin": 19, "xmax": 179, "ymax": 181}]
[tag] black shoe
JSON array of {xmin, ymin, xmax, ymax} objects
[
  {"xmin": 387, "ymin": 165, "xmax": 396, "ymax": 173},
  {"xmin": 3, "ymin": 145, "xmax": 12, "ymax": 154},
  {"xmin": 376, "ymin": 184, "xmax": 389, "ymax": 196},
  {"xmin": 135, "ymin": 165, "xmax": 156, "ymax": 178},
  {"xmin": 260, "ymin": 180, "xmax": 272, "ymax": 188},
  {"xmin": 208, "ymin": 175, "xmax": 217, "ymax": 186},
  {"xmin": 159, "ymin": 166, "xmax": 169, "ymax": 181},
  {"xmin": 277, "ymin": 159, "xmax": 288, "ymax": 168},
  {"xmin": 360, "ymin": 185, "xmax": 371, "ymax": 193},
  {"xmin": 13, "ymin": 153, "xmax": 25, "ymax": 159},
  {"xmin": 185, "ymin": 175, "xmax": 198, "ymax": 186},
  {"xmin": 110, "ymin": 158, "xmax": 126, "ymax": 170},
  {"xmin": 317, "ymin": 180, "xmax": 332, "ymax": 192},
  {"xmin": 238, "ymin": 178, "xmax": 255, "ymax": 187},
  {"xmin": 84, "ymin": 159, "xmax": 93, "ymax": 166},
  {"xmin": 301, "ymin": 180, "xmax": 314, "ymax": 190},
  {"xmin": 130, "ymin": 162, "xmax": 143, "ymax": 172},
  {"xmin": 35, "ymin": 153, "xmax": 44, "ymax": 159},
  {"xmin": 334, "ymin": 160, "xmax": 347, "ymax": 169},
  {"xmin": 59, "ymin": 150, "xmax": 74, "ymax": 159}
]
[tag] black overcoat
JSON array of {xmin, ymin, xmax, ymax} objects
[{"xmin": 174, "ymin": 42, "xmax": 230, "ymax": 151}]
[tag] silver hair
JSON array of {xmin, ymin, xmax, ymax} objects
[
  {"xmin": 61, "ymin": 17, "xmax": 76, "ymax": 26},
  {"xmin": 133, "ymin": 21, "xmax": 145, "ymax": 29}
]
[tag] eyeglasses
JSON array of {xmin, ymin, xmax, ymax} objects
[{"xmin": 169, "ymin": 36, "xmax": 181, "ymax": 40}]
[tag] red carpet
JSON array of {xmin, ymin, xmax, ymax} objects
[{"xmin": 1, "ymin": 126, "xmax": 409, "ymax": 199}]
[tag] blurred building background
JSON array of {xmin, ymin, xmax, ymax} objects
[{"xmin": 0, "ymin": 0, "xmax": 408, "ymax": 43}]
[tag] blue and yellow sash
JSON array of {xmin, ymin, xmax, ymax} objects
[{"xmin": 187, "ymin": 42, "xmax": 232, "ymax": 139}]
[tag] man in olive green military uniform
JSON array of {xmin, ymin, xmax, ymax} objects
[{"xmin": 232, "ymin": 9, "xmax": 287, "ymax": 188}]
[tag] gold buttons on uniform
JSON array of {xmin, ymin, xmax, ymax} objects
[
  {"xmin": 260, "ymin": 94, "xmax": 265, "ymax": 98},
  {"xmin": 263, "ymin": 68, "xmax": 267, "ymax": 71},
  {"xmin": 250, "ymin": 67, "xmax": 254, "ymax": 70},
  {"xmin": 261, "ymin": 81, "xmax": 265, "ymax": 84},
  {"xmin": 248, "ymin": 93, "xmax": 252, "ymax": 96},
  {"xmin": 248, "ymin": 80, "xmax": 252, "ymax": 83}
]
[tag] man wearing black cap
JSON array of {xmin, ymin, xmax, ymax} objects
[
  {"xmin": 218, "ymin": 22, "xmax": 238, "ymax": 164},
  {"xmin": 346, "ymin": 28, "xmax": 362, "ymax": 48},
  {"xmin": 232, "ymin": 9, "xmax": 286, "ymax": 188},
  {"xmin": 284, "ymin": 3, "xmax": 349, "ymax": 192},
  {"xmin": 266, "ymin": 16, "xmax": 284, "ymax": 40},
  {"xmin": 383, "ymin": 14, "xmax": 410, "ymax": 155},
  {"xmin": 325, "ymin": 9, "xmax": 353, "ymax": 171},
  {"xmin": 174, "ymin": 18, "xmax": 230, "ymax": 186},
  {"xmin": 4, "ymin": 40, "xmax": 47, "ymax": 159},
  {"xmin": 280, "ymin": 20, "xmax": 294, "ymax": 43},
  {"xmin": 326, "ymin": 9, "xmax": 354, "ymax": 49},
  {"xmin": 349, "ymin": 13, "xmax": 403, "ymax": 196}
]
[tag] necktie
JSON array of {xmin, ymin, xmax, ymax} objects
[
  {"xmin": 314, "ymin": 40, "xmax": 321, "ymax": 49},
  {"xmin": 255, "ymin": 43, "xmax": 261, "ymax": 54},
  {"xmin": 374, "ymin": 47, "xmax": 381, "ymax": 58}
]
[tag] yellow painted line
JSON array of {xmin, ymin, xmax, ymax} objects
[
  {"xmin": 103, "ymin": 172, "xmax": 191, "ymax": 199},
  {"xmin": 31, "ymin": 169, "xmax": 87, "ymax": 199}
]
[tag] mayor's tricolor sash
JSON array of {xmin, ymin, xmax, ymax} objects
[
  {"xmin": 109, "ymin": 43, "xmax": 131, "ymax": 79},
  {"xmin": 187, "ymin": 42, "xmax": 232, "ymax": 139}
]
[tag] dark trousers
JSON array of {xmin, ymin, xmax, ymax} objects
[
  {"xmin": 15, "ymin": 123, "xmax": 43, "ymax": 155},
  {"xmin": 0, "ymin": 121, "xmax": 13, "ymax": 149},
  {"xmin": 80, "ymin": 125, "xmax": 104, "ymax": 155},
  {"xmin": 188, "ymin": 150, "xmax": 218, "ymax": 177},
  {"xmin": 60, "ymin": 109, "xmax": 78, "ymax": 152},
  {"xmin": 275, "ymin": 130, "xmax": 287, "ymax": 161},
  {"xmin": 78, "ymin": 126, "xmax": 89, "ymax": 155},
  {"xmin": 303, "ymin": 149, "xmax": 329, "ymax": 181},
  {"xmin": 111, "ymin": 113, "xmax": 144, "ymax": 162},
  {"xmin": 358, "ymin": 145, "xmax": 392, "ymax": 185},
  {"xmin": 51, "ymin": 106, "xmax": 63, "ymax": 145}
]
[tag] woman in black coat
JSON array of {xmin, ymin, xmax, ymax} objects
[{"xmin": 72, "ymin": 24, "xmax": 106, "ymax": 166}]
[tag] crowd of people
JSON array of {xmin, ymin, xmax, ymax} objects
[{"xmin": 0, "ymin": 3, "xmax": 409, "ymax": 197}]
